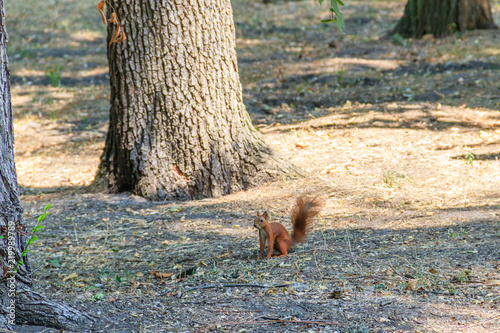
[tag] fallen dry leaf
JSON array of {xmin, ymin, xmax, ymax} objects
[
  {"xmin": 405, "ymin": 278, "xmax": 419, "ymax": 291},
  {"xmin": 62, "ymin": 272, "xmax": 78, "ymax": 282},
  {"xmin": 151, "ymin": 270, "xmax": 174, "ymax": 279}
]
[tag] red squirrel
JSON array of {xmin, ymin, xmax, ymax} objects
[{"xmin": 253, "ymin": 197, "xmax": 322, "ymax": 259}]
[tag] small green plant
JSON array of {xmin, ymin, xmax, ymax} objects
[
  {"xmin": 336, "ymin": 70, "xmax": 344, "ymax": 84},
  {"xmin": 383, "ymin": 170, "xmax": 410, "ymax": 188},
  {"xmin": 457, "ymin": 271, "xmax": 468, "ymax": 284},
  {"xmin": 17, "ymin": 204, "xmax": 50, "ymax": 270},
  {"xmin": 45, "ymin": 65, "xmax": 63, "ymax": 87},
  {"xmin": 392, "ymin": 33, "xmax": 407, "ymax": 46},
  {"xmin": 97, "ymin": 268, "xmax": 111, "ymax": 283},
  {"xmin": 464, "ymin": 153, "xmax": 474, "ymax": 165},
  {"xmin": 93, "ymin": 292, "xmax": 105, "ymax": 301}
]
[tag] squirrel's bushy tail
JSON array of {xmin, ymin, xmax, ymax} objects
[{"xmin": 291, "ymin": 196, "xmax": 322, "ymax": 245}]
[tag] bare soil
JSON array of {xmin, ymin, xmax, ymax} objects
[{"xmin": 7, "ymin": 0, "xmax": 500, "ymax": 332}]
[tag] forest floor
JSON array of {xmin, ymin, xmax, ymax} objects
[{"xmin": 7, "ymin": 0, "xmax": 500, "ymax": 332}]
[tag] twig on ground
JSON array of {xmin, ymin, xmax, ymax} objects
[
  {"xmin": 185, "ymin": 283, "xmax": 289, "ymax": 292},
  {"xmin": 26, "ymin": 263, "xmax": 47, "ymax": 277},
  {"xmin": 416, "ymin": 290, "xmax": 454, "ymax": 295},
  {"xmin": 433, "ymin": 90, "xmax": 445, "ymax": 100},
  {"xmin": 345, "ymin": 228, "xmax": 362, "ymax": 271},
  {"xmin": 386, "ymin": 263, "xmax": 409, "ymax": 280},
  {"xmin": 313, "ymin": 247, "xmax": 324, "ymax": 278},
  {"xmin": 465, "ymin": 313, "xmax": 500, "ymax": 330},
  {"xmin": 194, "ymin": 318, "xmax": 345, "ymax": 332},
  {"xmin": 455, "ymin": 282, "xmax": 500, "ymax": 288},
  {"xmin": 321, "ymin": 274, "xmax": 402, "ymax": 282},
  {"xmin": 198, "ymin": 252, "xmax": 231, "ymax": 263},
  {"xmin": 379, "ymin": 299, "xmax": 396, "ymax": 306},
  {"xmin": 347, "ymin": 255, "xmax": 409, "ymax": 280},
  {"xmin": 480, "ymin": 314, "xmax": 500, "ymax": 324}
]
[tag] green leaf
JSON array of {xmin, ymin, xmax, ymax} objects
[
  {"xmin": 49, "ymin": 259, "xmax": 61, "ymax": 267},
  {"xmin": 0, "ymin": 236, "xmax": 4, "ymax": 239},
  {"xmin": 22, "ymin": 250, "xmax": 30, "ymax": 256},
  {"xmin": 44, "ymin": 204, "xmax": 52, "ymax": 211},
  {"xmin": 336, "ymin": 0, "xmax": 344, "ymax": 4},
  {"xmin": 319, "ymin": 0, "xmax": 325, "ymax": 4},
  {"xmin": 33, "ymin": 225, "xmax": 45, "ymax": 232},
  {"xmin": 330, "ymin": 0, "xmax": 345, "ymax": 34},
  {"xmin": 31, "ymin": 235, "xmax": 39, "ymax": 241},
  {"xmin": 38, "ymin": 213, "xmax": 50, "ymax": 223},
  {"xmin": 94, "ymin": 292, "xmax": 105, "ymax": 301},
  {"xmin": 18, "ymin": 260, "xmax": 24, "ymax": 265},
  {"xmin": 321, "ymin": 19, "xmax": 336, "ymax": 23}
]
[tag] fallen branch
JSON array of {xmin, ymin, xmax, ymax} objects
[
  {"xmin": 455, "ymin": 282, "xmax": 500, "ymax": 288},
  {"xmin": 466, "ymin": 313, "xmax": 500, "ymax": 329},
  {"xmin": 194, "ymin": 318, "xmax": 345, "ymax": 332},
  {"xmin": 321, "ymin": 274, "xmax": 402, "ymax": 282},
  {"xmin": 416, "ymin": 289, "xmax": 454, "ymax": 295},
  {"xmin": 185, "ymin": 283, "xmax": 288, "ymax": 292}
]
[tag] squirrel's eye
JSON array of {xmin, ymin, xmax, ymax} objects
[{"xmin": 260, "ymin": 219, "xmax": 263, "ymax": 222}]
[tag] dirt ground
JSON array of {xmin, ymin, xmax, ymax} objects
[{"xmin": 7, "ymin": 0, "xmax": 500, "ymax": 332}]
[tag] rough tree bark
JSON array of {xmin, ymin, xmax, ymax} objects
[
  {"xmin": 96, "ymin": 0, "xmax": 304, "ymax": 200},
  {"xmin": 0, "ymin": 1, "xmax": 94, "ymax": 330},
  {"xmin": 394, "ymin": 0, "xmax": 497, "ymax": 38}
]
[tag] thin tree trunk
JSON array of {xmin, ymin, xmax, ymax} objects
[
  {"xmin": 96, "ymin": 0, "xmax": 304, "ymax": 200},
  {"xmin": 394, "ymin": 0, "xmax": 497, "ymax": 38},
  {"xmin": 0, "ymin": 1, "xmax": 94, "ymax": 329}
]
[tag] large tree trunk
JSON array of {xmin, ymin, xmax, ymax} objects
[
  {"xmin": 394, "ymin": 0, "xmax": 497, "ymax": 38},
  {"xmin": 0, "ymin": 1, "xmax": 93, "ymax": 330},
  {"xmin": 96, "ymin": 0, "xmax": 303, "ymax": 200}
]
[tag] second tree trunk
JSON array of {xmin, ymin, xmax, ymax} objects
[{"xmin": 395, "ymin": 0, "xmax": 497, "ymax": 38}]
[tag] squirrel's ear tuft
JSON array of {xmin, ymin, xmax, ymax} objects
[{"xmin": 263, "ymin": 211, "xmax": 268, "ymax": 219}]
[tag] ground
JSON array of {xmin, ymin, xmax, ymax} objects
[{"xmin": 6, "ymin": 0, "xmax": 500, "ymax": 332}]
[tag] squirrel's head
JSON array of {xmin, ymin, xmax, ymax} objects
[{"xmin": 253, "ymin": 211, "xmax": 268, "ymax": 229}]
